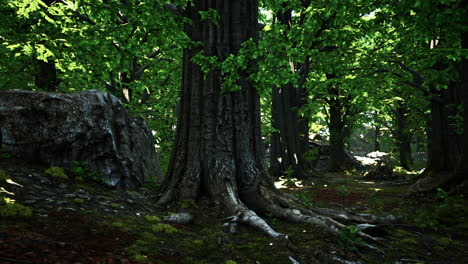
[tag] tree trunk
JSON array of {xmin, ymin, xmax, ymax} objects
[
  {"xmin": 35, "ymin": 60, "xmax": 59, "ymax": 91},
  {"xmin": 157, "ymin": 0, "xmax": 384, "ymax": 239},
  {"xmin": 452, "ymin": 28, "xmax": 468, "ymax": 193},
  {"xmin": 395, "ymin": 106, "xmax": 413, "ymax": 170},
  {"xmin": 34, "ymin": 0, "xmax": 59, "ymax": 92},
  {"xmin": 374, "ymin": 125, "xmax": 381, "ymax": 152},
  {"xmin": 412, "ymin": 54, "xmax": 464, "ymax": 192},
  {"xmin": 269, "ymin": 9, "xmax": 311, "ymax": 179},
  {"xmin": 270, "ymin": 83, "xmax": 312, "ymax": 179},
  {"xmin": 328, "ymin": 101, "xmax": 346, "ymax": 171},
  {"xmin": 425, "ymin": 85, "xmax": 462, "ymax": 174},
  {"xmin": 159, "ymin": 0, "xmax": 273, "ymax": 212},
  {"xmin": 327, "ymin": 85, "xmax": 347, "ymax": 172}
]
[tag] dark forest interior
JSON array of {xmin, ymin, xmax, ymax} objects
[{"xmin": 1, "ymin": 0, "xmax": 467, "ymax": 263}]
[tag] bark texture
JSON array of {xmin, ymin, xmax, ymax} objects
[
  {"xmin": 394, "ymin": 105, "xmax": 413, "ymax": 171},
  {"xmin": 452, "ymin": 28, "xmax": 468, "ymax": 193},
  {"xmin": 412, "ymin": 40, "xmax": 465, "ymax": 192},
  {"xmin": 0, "ymin": 90, "xmax": 162, "ymax": 189},
  {"xmin": 158, "ymin": 0, "xmax": 268, "ymax": 209},
  {"xmin": 269, "ymin": 9, "xmax": 312, "ymax": 179},
  {"xmin": 35, "ymin": 60, "xmax": 59, "ymax": 92}
]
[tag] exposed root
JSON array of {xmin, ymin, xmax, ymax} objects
[
  {"xmin": 224, "ymin": 210, "xmax": 284, "ymax": 238},
  {"xmin": 224, "ymin": 182, "xmax": 284, "ymax": 238},
  {"xmin": 257, "ymin": 186, "xmax": 386, "ymax": 243},
  {"xmin": 157, "ymin": 179, "xmax": 391, "ymax": 248},
  {"xmin": 288, "ymin": 256, "xmax": 301, "ymax": 264}
]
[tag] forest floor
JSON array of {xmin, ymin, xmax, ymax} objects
[{"xmin": 1, "ymin": 156, "xmax": 468, "ymax": 264}]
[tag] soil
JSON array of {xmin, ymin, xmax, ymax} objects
[{"xmin": 1, "ymin": 156, "xmax": 468, "ymax": 264}]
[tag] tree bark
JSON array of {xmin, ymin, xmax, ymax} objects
[
  {"xmin": 374, "ymin": 125, "xmax": 381, "ymax": 152},
  {"xmin": 34, "ymin": 0, "xmax": 59, "ymax": 92},
  {"xmin": 425, "ymin": 83, "xmax": 462, "ymax": 175},
  {"xmin": 394, "ymin": 105, "xmax": 413, "ymax": 170},
  {"xmin": 328, "ymin": 96, "xmax": 346, "ymax": 172},
  {"xmin": 412, "ymin": 52, "xmax": 464, "ymax": 192},
  {"xmin": 326, "ymin": 82, "xmax": 348, "ymax": 172},
  {"xmin": 34, "ymin": 60, "xmax": 59, "ymax": 91},
  {"xmin": 452, "ymin": 27, "xmax": 468, "ymax": 193},
  {"xmin": 159, "ymin": 0, "xmax": 270, "ymax": 210},
  {"xmin": 270, "ymin": 9, "xmax": 312, "ymax": 179}
]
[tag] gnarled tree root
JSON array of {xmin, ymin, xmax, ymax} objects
[{"xmin": 158, "ymin": 182, "xmax": 392, "ymax": 245}]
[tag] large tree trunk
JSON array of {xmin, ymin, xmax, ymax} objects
[
  {"xmin": 412, "ymin": 60, "xmax": 463, "ymax": 192},
  {"xmin": 158, "ymin": 0, "xmax": 388, "ymax": 240},
  {"xmin": 159, "ymin": 0, "xmax": 274, "ymax": 214},
  {"xmin": 425, "ymin": 84, "xmax": 462, "ymax": 174},
  {"xmin": 269, "ymin": 10, "xmax": 311, "ymax": 179},
  {"xmin": 34, "ymin": 60, "xmax": 59, "ymax": 91}
]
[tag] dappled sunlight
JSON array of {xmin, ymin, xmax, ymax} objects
[{"xmin": 274, "ymin": 178, "xmax": 304, "ymax": 189}]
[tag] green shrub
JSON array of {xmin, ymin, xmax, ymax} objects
[
  {"xmin": 336, "ymin": 185, "xmax": 351, "ymax": 199},
  {"xmin": 68, "ymin": 161, "xmax": 104, "ymax": 183},
  {"xmin": 338, "ymin": 225, "xmax": 366, "ymax": 252},
  {"xmin": 45, "ymin": 166, "xmax": 69, "ymax": 180}
]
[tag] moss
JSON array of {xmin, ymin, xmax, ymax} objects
[
  {"xmin": 45, "ymin": 166, "xmax": 69, "ymax": 180},
  {"xmin": 73, "ymin": 198, "xmax": 85, "ymax": 204},
  {"xmin": 133, "ymin": 254, "xmax": 148, "ymax": 262},
  {"xmin": 0, "ymin": 170, "xmax": 9, "ymax": 181},
  {"xmin": 434, "ymin": 245, "xmax": 444, "ymax": 251},
  {"xmin": 226, "ymin": 260, "xmax": 237, "ymax": 264},
  {"xmin": 180, "ymin": 199, "xmax": 198, "ymax": 209},
  {"xmin": 393, "ymin": 229, "xmax": 411, "ymax": 238},
  {"xmin": 144, "ymin": 215, "xmax": 161, "ymax": 222},
  {"xmin": 0, "ymin": 198, "xmax": 32, "ymax": 217},
  {"xmin": 110, "ymin": 203, "xmax": 120, "ymax": 208},
  {"xmin": 151, "ymin": 223, "xmax": 177, "ymax": 233},
  {"xmin": 399, "ymin": 238, "xmax": 418, "ymax": 247},
  {"xmin": 112, "ymin": 222, "xmax": 125, "ymax": 228},
  {"xmin": 125, "ymin": 232, "xmax": 161, "ymax": 262},
  {"xmin": 0, "ymin": 149, "xmax": 12, "ymax": 159},
  {"xmin": 437, "ymin": 237, "xmax": 461, "ymax": 247}
]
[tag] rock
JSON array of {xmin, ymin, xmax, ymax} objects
[
  {"xmin": 363, "ymin": 161, "xmax": 397, "ymax": 180},
  {"xmin": 309, "ymin": 141, "xmax": 364, "ymax": 172},
  {"xmin": 62, "ymin": 207, "xmax": 77, "ymax": 212},
  {"xmin": 163, "ymin": 213, "xmax": 194, "ymax": 224},
  {"xmin": 23, "ymin": 200, "xmax": 37, "ymax": 204},
  {"xmin": 0, "ymin": 90, "xmax": 162, "ymax": 189},
  {"xmin": 64, "ymin": 194, "xmax": 77, "ymax": 198},
  {"xmin": 42, "ymin": 191, "xmax": 56, "ymax": 196}
]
